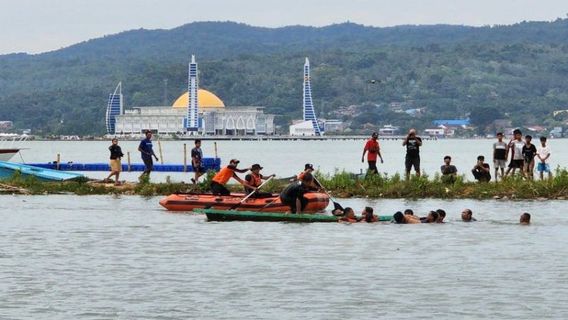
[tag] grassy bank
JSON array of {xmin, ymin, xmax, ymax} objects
[{"xmin": 2, "ymin": 170, "xmax": 568, "ymax": 199}]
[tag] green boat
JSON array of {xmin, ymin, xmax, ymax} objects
[{"xmin": 198, "ymin": 209, "xmax": 392, "ymax": 223}]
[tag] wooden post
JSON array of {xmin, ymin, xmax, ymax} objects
[
  {"xmin": 158, "ymin": 139, "xmax": 164, "ymax": 165},
  {"xmin": 56, "ymin": 153, "xmax": 60, "ymax": 170},
  {"xmin": 214, "ymin": 142, "xmax": 218, "ymax": 159},
  {"xmin": 127, "ymin": 152, "xmax": 131, "ymax": 172},
  {"xmin": 183, "ymin": 143, "xmax": 187, "ymax": 172}
]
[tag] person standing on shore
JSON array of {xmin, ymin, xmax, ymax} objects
[
  {"xmin": 522, "ymin": 135, "xmax": 537, "ymax": 180},
  {"xmin": 536, "ymin": 136, "xmax": 552, "ymax": 180},
  {"xmin": 105, "ymin": 138, "xmax": 124, "ymax": 185},
  {"xmin": 361, "ymin": 131, "xmax": 383, "ymax": 176},
  {"xmin": 505, "ymin": 129, "xmax": 525, "ymax": 177},
  {"xmin": 493, "ymin": 132, "xmax": 508, "ymax": 181},
  {"xmin": 403, "ymin": 129, "xmax": 422, "ymax": 179},
  {"xmin": 191, "ymin": 139, "xmax": 205, "ymax": 184},
  {"xmin": 138, "ymin": 130, "xmax": 159, "ymax": 180}
]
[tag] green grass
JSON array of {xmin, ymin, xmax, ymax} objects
[{"xmin": 3, "ymin": 169, "xmax": 568, "ymax": 199}]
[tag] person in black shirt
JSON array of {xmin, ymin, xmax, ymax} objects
[
  {"xmin": 279, "ymin": 172, "xmax": 316, "ymax": 214},
  {"xmin": 105, "ymin": 138, "xmax": 124, "ymax": 185},
  {"xmin": 472, "ymin": 155, "xmax": 491, "ymax": 182},
  {"xmin": 440, "ymin": 155, "xmax": 458, "ymax": 183},
  {"xmin": 402, "ymin": 129, "xmax": 422, "ymax": 179},
  {"xmin": 522, "ymin": 135, "xmax": 537, "ymax": 180},
  {"xmin": 191, "ymin": 139, "xmax": 205, "ymax": 184}
]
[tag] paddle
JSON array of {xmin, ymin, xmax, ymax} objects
[
  {"xmin": 313, "ymin": 176, "xmax": 343, "ymax": 212},
  {"xmin": 229, "ymin": 176, "xmax": 274, "ymax": 210}
]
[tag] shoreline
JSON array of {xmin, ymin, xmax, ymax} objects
[{"xmin": 2, "ymin": 171, "xmax": 568, "ymax": 200}]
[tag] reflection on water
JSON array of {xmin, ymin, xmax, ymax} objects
[{"xmin": 1, "ymin": 195, "xmax": 567, "ymax": 319}]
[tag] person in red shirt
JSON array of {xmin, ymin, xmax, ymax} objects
[{"xmin": 361, "ymin": 132, "xmax": 383, "ymax": 175}]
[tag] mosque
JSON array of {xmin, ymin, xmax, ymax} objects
[{"xmin": 107, "ymin": 56, "xmax": 275, "ymax": 136}]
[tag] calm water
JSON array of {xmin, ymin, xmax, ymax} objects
[
  {"xmin": 15, "ymin": 138, "xmax": 568, "ymax": 182},
  {"xmin": 1, "ymin": 195, "xmax": 567, "ymax": 319}
]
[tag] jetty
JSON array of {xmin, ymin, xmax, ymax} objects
[{"xmin": 27, "ymin": 157, "xmax": 221, "ymax": 172}]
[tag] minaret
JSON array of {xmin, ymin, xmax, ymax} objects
[
  {"xmin": 185, "ymin": 55, "xmax": 199, "ymax": 132},
  {"xmin": 105, "ymin": 82, "xmax": 123, "ymax": 135},
  {"xmin": 303, "ymin": 58, "xmax": 322, "ymax": 136}
]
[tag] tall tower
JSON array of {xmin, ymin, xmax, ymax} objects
[
  {"xmin": 303, "ymin": 58, "xmax": 322, "ymax": 136},
  {"xmin": 105, "ymin": 82, "xmax": 123, "ymax": 135},
  {"xmin": 185, "ymin": 55, "xmax": 199, "ymax": 132}
]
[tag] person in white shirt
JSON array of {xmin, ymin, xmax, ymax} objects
[
  {"xmin": 536, "ymin": 136, "xmax": 552, "ymax": 180},
  {"xmin": 505, "ymin": 129, "xmax": 525, "ymax": 177}
]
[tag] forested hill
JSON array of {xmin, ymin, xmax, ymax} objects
[{"xmin": 2, "ymin": 20, "xmax": 568, "ymax": 134}]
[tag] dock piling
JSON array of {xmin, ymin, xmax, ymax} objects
[
  {"xmin": 127, "ymin": 152, "xmax": 131, "ymax": 172},
  {"xmin": 56, "ymin": 153, "xmax": 60, "ymax": 170},
  {"xmin": 183, "ymin": 143, "xmax": 187, "ymax": 172},
  {"xmin": 158, "ymin": 139, "xmax": 164, "ymax": 165}
]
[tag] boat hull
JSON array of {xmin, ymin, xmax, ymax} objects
[
  {"xmin": 159, "ymin": 192, "xmax": 330, "ymax": 213},
  {"xmin": 201, "ymin": 209, "xmax": 339, "ymax": 223},
  {"xmin": 0, "ymin": 149, "xmax": 19, "ymax": 162},
  {"xmin": 200, "ymin": 209, "xmax": 393, "ymax": 223}
]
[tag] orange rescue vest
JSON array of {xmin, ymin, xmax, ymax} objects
[{"xmin": 212, "ymin": 166, "xmax": 234, "ymax": 185}]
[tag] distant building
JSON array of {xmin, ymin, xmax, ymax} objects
[
  {"xmin": 432, "ymin": 119, "xmax": 470, "ymax": 127},
  {"xmin": 290, "ymin": 120, "xmax": 319, "ymax": 136},
  {"xmin": 0, "ymin": 121, "xmax": 13, "ymax": 131},
  {"xmin": 105, "ymin": 83, "xmax": 123, "ymax": 135},
  {"xmin": 550, "ymin": 127, "xmax": 563, "ymax": 138},
  {"xmin": 379, "ymin": 125, "xmax": 400, "ymax": 136},
  {"xmin": 290, "ymin": 57, "xmax": 324, "ymax": 136},
  {"xmin": 424, "ymin": 128, "xmax": 445, "ymax": 137},
  {"xmin": 112, "ymin": 55, "xmax": 274, "ymax": 136},
  {"xmin": 322, "ymin": 119, "xmax": 344, "ymax": 133}
]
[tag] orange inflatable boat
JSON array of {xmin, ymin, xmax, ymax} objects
[{"xmin": 159, "ymin": 192, "xmax": 330, "ymax": 213}]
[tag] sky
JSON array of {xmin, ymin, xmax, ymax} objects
[{"xmin": 1, "ymin": 0, "xmax": 567, "ymax": 55}]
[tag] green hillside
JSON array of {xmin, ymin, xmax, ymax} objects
[{"xmin": 1, "ymin": 20, "xmax": 568, "ymax": 134}]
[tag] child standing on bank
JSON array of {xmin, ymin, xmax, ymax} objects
[{"xmin": 536, "ymin": 136, "xmax": 552, "ymax": 180}]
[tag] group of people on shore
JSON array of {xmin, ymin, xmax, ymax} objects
[{"xmin": 362, "ymin": 128, "xmax": 553, "ymax": 182}]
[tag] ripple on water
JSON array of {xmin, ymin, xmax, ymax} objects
[{"xmin": 1, "ymin": 195, "xmax": 568, "ymax": 319}]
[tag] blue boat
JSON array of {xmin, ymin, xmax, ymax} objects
[
  {"xmin": 27, "ymin": 157, "xmax": 221, "ymax": 172},
  {"xmin": 0, "ymin": 161, "xmax": 85, "ymax": 181}
]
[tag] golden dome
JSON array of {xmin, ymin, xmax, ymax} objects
[{"xmin": 172, "ymin": 89, "xmax": 225, "ymax": 109}]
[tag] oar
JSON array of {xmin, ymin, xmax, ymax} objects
[
  {"xmin": 313, "ymin": 176, "xmax": 343, "ymax": 211},
  {"xmin": 229, "ymin": 176, "xmax": 274, "ymax": 210}
]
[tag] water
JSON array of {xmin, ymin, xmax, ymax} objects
[
  {"xmin": 14, "ymin": 138, "xmax": 568, "ymax": 182},
  {"xmin": 1, "ymin": 195, "xmax": 567, "ymax": 319}
]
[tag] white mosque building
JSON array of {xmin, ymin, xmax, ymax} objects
[{"xmin": 109, "ymin": 55, "xmax": 275, "ymax": 136}]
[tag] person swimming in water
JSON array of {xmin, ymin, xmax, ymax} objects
[
  {"xmin": 339, "ymin": 207, "xmax": 359, "ymax": 223},
  {"xmin": 520, "ymin": 212, "xmax": 531, "ymax": 225},
  {"xmin": 393, "ymin": 211, "xmax": 421, "ymax": 224},
  {"xmin": 461, "ymin": 209, "xmax": 476, "ymax": 222},
  {"xmin": 420, "ymin": 211, "xmax": 439, "ymax": 223},
  {"xmin": 362, "ymin": 207, "xmax": 378, "ymax": 223},
  {"xmin": 436, "ymin": 209, "xmax": 446, "ymax": 223},
  {"xmin": 404, "ymin": 209, "xmax": 414, "ymax": 216}
]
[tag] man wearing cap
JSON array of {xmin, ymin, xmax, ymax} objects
[
  {"xmin": 362, "ymin": 132, "xmax": 383, "ymax": 176},
  {"xmin": 297, "ymin": 163, "xmax": 314, "ymax": 181},
  {"xmin": 244, "ymin": 164, "xmax": 275, "ymax": 197},
  {"xmin": 210, "ymin": 159, "xmax": 256, "ymax": 196}
]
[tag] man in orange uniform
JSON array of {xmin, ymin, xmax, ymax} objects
[
  {"xmin": 244, "ymin": 164, "xmax": 275, "ymax": 197},
  {"xmin": 361, "ymin": 132, "xmax": 383, "ymax": 176},
  {"xmin": 210, "ymin": 159, "xmax": 256, "ymax": 196}
]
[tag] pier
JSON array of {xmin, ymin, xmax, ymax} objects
[{"xmin": 27, "ymin": 157, "xmax": 221, "ymax": 172}]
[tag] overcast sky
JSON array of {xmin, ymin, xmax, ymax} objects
[{"xmin": 1, "ymin": 0, "xmax": 567, "ymax": 54}]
